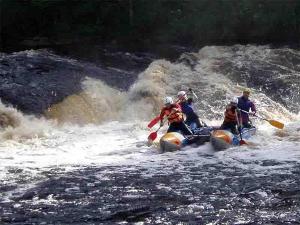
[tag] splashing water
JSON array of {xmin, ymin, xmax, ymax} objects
[{"xmin": 0, "ymin": 45, "xmax": 300, "ymax": 224}]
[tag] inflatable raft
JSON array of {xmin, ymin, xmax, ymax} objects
[
  {"xmin": 159, "ymin": 127, "xmax": 213, "ymax": 152},
  {"xmin": 210, "ymin": 127, "xmax": 256, "ymax": 151}
]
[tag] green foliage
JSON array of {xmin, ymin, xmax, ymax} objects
[{"xmin": 1, "ymin": 0, "xmax": 300, "ymax": 50}]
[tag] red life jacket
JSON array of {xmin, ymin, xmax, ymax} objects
[{"xmin": 160, "ymin": 103, "xmax": 184, "ymax": 123}]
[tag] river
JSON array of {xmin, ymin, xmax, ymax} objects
[{"xmin": 0, "ymin": 45, "xmax": 300, "ymax": 224}]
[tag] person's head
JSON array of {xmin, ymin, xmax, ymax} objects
[
  {"xmin": 164, "ymin": 96, "xmax": 173, "ymax": 108},
  {"xmin": 230, "ymin": 97, "xmax": 238, "ymax": 108},
  {"xmin": 177, "ymin": 91, "xmax": 188, "ymax": 101},
  {"xmin": 242, "ymin": 89, "xmax": 250, "ymax": 99}
]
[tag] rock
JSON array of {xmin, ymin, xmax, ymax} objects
[{"xmin": 0, "ymin": 49, "xmax": 138, "ymax": 115}]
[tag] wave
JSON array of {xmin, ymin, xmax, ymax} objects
[
  {"xmin": 1, "ymin": 45, "xmax": 299, "ymax": 133},
  {"xmin": 0, "ymin": 101, "xmax": 53, "ymax": 140}
]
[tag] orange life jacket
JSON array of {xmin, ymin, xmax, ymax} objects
[
  {"xmin": 224, "ymin": 105, "xmax": 238, "ymax": 123},
  {"xmin": 160, "ymin": 103, "xmax": 184, "ymax": 123}
]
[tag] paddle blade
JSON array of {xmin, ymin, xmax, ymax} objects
[
  {"xmin": 239, "ymin": 139, "xmax": 248, "ymax": 145},
  {"xmin": 148, "ymin": 131, "xmax": 158, "ymax": 141},
  {"xmin": 268, "ymin": 120, "xmax": 284, "ymax": 129},
  {"xmin": 147, "ymin": 116, "xmax": 160, "ymax": 128}
]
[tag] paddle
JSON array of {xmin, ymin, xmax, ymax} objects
[
  {"xmin": 188, "ymin": 88, "xmax": 198, "ymax": 100},
  {"xmin": 235, "ymin": 109, "xmax": 247, "ymax": 145},
  {"xmin": 147, "ymin": 115, "xmax": 160, "ymax": 128},
  {"xmin": 188, "ymin": 88, "xmax": 208, "ymax": 128},
  {"xmin": 239, "ymin": 109, "xmax": 284, "ymax": 129},
  {"xmin": 147, "ymin": 126, "xmax": 162, "ymax": 142},
  {"xmin": 148, "ymin": 111, "xmax": 174, "ymax": 141},
  {"xmin": 148, "ymin": 116, "xmax": 170, "ymax": 142}
]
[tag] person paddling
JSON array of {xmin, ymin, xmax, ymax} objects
[
  {"xmin": 220, "ymin": 98, "xmax": 242, "ymax": 134},
  {"xmin": 177, "ymin": 90, "xmax": 205, "ymax": 130},
  {"xmin": 160, "ymin": 96, "xmax": 193, "ymax": 135},
  {"xmin": 237, "ymin": 89, "xmax": 256, "ymax": 128}
]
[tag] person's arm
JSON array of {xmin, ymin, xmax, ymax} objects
[
  {"xmin": 171, "ymin": 104, "xmax": 181, "ymax": 115},
  {"xmin": 188, "ymin": 104, "xmax": 199, "ymax": 119},
  {"xmin": 224, "ymin": 107, "xmax": 230, "ymax": 118},
  {"xmin": 250, "ymin": 101, "xmax": 256, "ymax": 115},
  {"xmin": 159, "ymin": 108, "xmax": 165, "ymax": 126},
  {"xmin": 187, "ymin": 97, "xmax": 193, "ymax": 104},
  {"xmin": 174, "ymin": 103, "xmax": 181, "ymax": 109}
]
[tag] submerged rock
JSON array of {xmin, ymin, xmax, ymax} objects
[{"xmin": 0, "ymin": 49, "xmax": 139, "ymax": 115}]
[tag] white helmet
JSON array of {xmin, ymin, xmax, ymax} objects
[
  {"xmin": 177, "ymin": 91, "xmax": 187, "ymax": 100},
  {"xmin": 164, "ymin": 96, "xmax": 173, "ymax": 105},
  {"xmin": 230, "ymin": 97, "xmax": 239, "ymax": 105}
]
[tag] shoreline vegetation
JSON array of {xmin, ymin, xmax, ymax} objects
[{"xmin": 1, "ymin": 0, "xmax": 300, "ymax": 54}]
